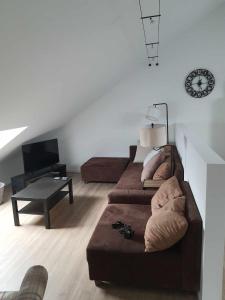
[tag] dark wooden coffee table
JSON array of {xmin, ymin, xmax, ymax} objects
[{"xmin": 11, "ymin": 177, "xmax": 73, "ymax": 229}]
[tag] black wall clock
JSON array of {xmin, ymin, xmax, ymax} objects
[{"xmin": 185, "ymin": 69, "xmax": 215, "ymax": 98}]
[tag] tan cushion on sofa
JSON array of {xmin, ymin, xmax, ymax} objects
[
  {"xmin": 133, "ymin": 145, "xmax": 152, "ymax": 163},
  {"xmin": 144, "ymin": 176, "xmax": 188, "ymax": 252},
  {"xmin": 151, "ymin": 176, "xmax": 183, "ymax": 214},
  {"xmin": 161, "ymin": 196, "xmax": 186, "ymax": 215},
  {"xmin": 144, "ymin": 210, "xmax": 188, "ymax": 252},
  {"xmin": 153, "ymin": 158, "xmax": 172, "ymax": 180},
  {"xmin": 141, "ymin": 152, "xmax": 165, "ymax": 183}
]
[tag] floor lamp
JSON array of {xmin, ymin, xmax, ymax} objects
[
  {"xmin": 140, "ymin": 103, "xmax": 169, "ymax": 147},
  {"xmin": 145, "ymin": 102, "xmax": 169, "ymax": 144}
]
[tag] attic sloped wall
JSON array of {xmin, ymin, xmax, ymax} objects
[
  {"xmin": 0, "ymin": 3, "xmax": 225, "ymax": 183},
  {"xmin": 54, "ymin": 4, "xmax": 225, "ymax": 171},
  {"xmin": 0, "ymin": 0, "xmax": 144, "ymax": 162}
]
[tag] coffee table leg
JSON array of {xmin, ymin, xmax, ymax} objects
[
  {"xmin": 68, "ymin": 180, "xmax": 74, "ymax": 204},
  {"xmin": 43, "ymin": 202, "xmax": 50, "ymax": 229},
  {"xmin": 11, "ymin": 198, "xmax": 20, "ymax": 226}
]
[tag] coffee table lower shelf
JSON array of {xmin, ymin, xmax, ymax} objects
[{"xmin": 18, "ymin": 191, "xmax": 69, "ymax": 215}]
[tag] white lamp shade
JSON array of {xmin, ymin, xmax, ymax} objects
[
  {"xmin": 145, "ymin": 105, "xmax": 162, "ymax": 122},
  {"xmin": 140, "ymin": 125, "xmax": 167, "ymax": 147}
]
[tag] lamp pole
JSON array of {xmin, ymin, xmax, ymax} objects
[{"xmin": 153, "ymin": 102, "xmax": 169, "ymax": 144}]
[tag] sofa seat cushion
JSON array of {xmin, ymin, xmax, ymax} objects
[
  {"xmin": 115, "ymin": 163, "xmax": 143, "ymax": 190},
  {"xmin": 81, "ymin": 157, "xmax": 130, "ymax": 183},
  {"xmin": 87, "ymin": 204, "xmax": 182, "ymax": 287},
  {"xmin": 88, "ymin": 204, "xmax": 149, "ymax": 254}
]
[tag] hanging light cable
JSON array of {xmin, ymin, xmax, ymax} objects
[
  {"xmin": 138, "ymin": 0, "xmax": 150, "ymax": 66},
  {"xmin": 156, "ymin": 0, "xmax": 161, "ymax": 66},
  {"xmin": 138, "ymin": 0, "xmax": 161, "ymax": 67}
]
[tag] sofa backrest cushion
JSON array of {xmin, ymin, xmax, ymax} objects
[
  {"xmin": 179, "ymin": 181, "xmax": 202, "ymax": 291},
  {"xmin": 173, "ymin": 147, "xmax": 184, "ymax": 182},
  {"xmin": 129, "ymin": 144, "xmax": 184, "ymax": 181}
]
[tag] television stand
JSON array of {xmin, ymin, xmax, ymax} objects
[{"xmin": 11, "ymin": 164, "xmax": 66, "ymax": 194}]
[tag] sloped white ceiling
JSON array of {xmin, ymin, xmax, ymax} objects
[{"xmin": 0, "ymin": 0, "xmax": 223, "ymax": 161}]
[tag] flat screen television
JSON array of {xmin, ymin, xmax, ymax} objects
[{"xmin": 22, "ymin": 139, "xmax": 59, "ymax": 173}]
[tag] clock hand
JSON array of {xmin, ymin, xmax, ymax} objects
[{"xmin": 192, "ymin": 82, "xmax": 207, "ymax": 85}]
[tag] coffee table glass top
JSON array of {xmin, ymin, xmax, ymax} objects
[{"xmin": 12, "ymin": 177, "xmax": 71, "ymax": 201}]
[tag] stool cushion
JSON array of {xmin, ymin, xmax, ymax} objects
[{"xmin": 81, "ymin": 157, "xmax": 129, "ymax": 183}]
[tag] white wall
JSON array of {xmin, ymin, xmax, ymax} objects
[
  {"xmin": 52, "ymin": 3, "xmax": 225, "ymax": 172},
  {"xmin": 0, "ymin": 151, "xmax": 23, "ymax": 184},
  {"xmin": 175, "ymin": 124, "xmax": 225, "ymax": 300},
  {"xmin": 0, "ymin": 2, "xmax": 225, "ymax": 182},
  {"xmin": 0, "ymin": 0, "xmax": 144, "ymax": 162},
  {"xmin": 1, "ymin": 0, "xmax": 219, "ymax": 163}
]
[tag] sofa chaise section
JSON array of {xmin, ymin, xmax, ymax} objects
[{"xmin": 87, "ymin": 182, "xmax": 202, "ymax": 292}]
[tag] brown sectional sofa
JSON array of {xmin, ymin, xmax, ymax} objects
[
  {"xmin": 85, "ymin": 144, "xmax": 202, "ymax": 292},
  {"xmin": 87, "ymin": 181, "xmax": 202, "ymax": 292}
]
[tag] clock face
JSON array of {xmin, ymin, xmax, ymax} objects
[{"xmin": 185, "ymin": 69, "xmax": 215, "ymax": 98}]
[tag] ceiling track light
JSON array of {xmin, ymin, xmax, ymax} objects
[{"xmin": 138, "ymin": 0, "xmax": 161, "ymax": 67}]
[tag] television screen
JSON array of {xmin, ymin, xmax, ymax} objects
[{"xmin": 22, "ymin": 139, "xmax": 59, "ymax": 173}]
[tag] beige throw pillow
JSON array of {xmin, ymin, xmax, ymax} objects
[
  {"xmin": 143, "ymin": 148, "xmax": 161, "ymax": 167},
  {"xmin": 153, "ymin": 158, "xmax": 172, "ymax": 180},
  {"xmin": 151, "ymin": 176, "xmax": 183, "ymax": 214},
  {"xmin": 141, "ymin": 152, "xmax": 165, "ymax": 183},
  {"xmin": 160, "ymin": 196, "xmax": 186, "ymax": 215},
  {"xmin": 133, "ymin": 145, "xmax": 152, "ymax": 163},
  {"xmin": 144, "ymin": 210, "xmax": 188, "ymax": 253},
  {"xmin": 144, "ymin": 176, "xmax": 188, "ymax": 253}
]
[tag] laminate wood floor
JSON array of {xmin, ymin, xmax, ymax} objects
[{"xmin": 0, "ymin": 174, "xmax": 198, "ymax": 300}]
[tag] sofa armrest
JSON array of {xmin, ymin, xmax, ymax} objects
[
  {"xmin": 17, "ymin": 266, "xmax": 48, "ymax": 300},
  {"xmin": 108, "ymin": 189, "xmax": 156, "ymax": 205},
  {"xmin": 0, "ymin": 292, "xmax": 19, "ymax": 299},
  {"xmin": 143, "ymin": 179, "xmax": 165, "ymax": 189},
  {"xmin": 129, "ymin": 145, "xmax": 137, "ymax": 162},
  {"xmin": 180, "ymin": 182, "xmax": 202, "ymax": 292}
]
